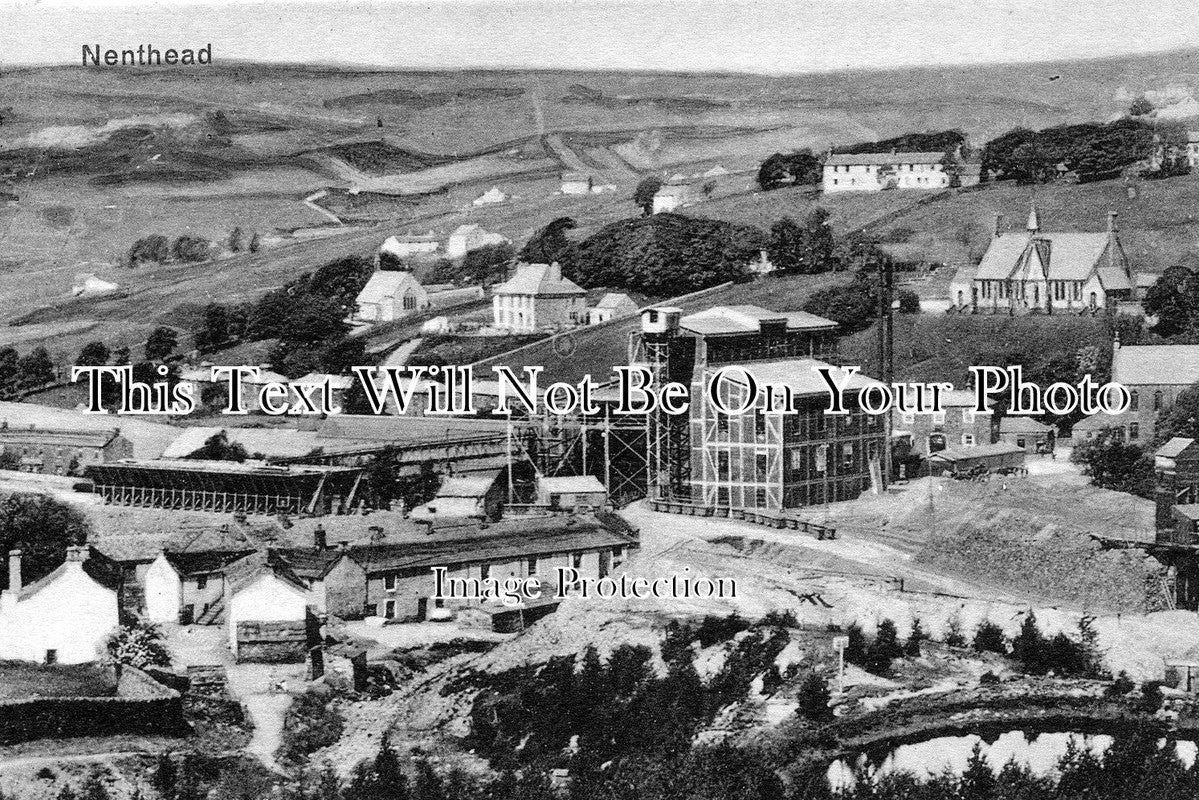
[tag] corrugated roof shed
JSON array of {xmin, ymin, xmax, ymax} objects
[{"xmin": 680, "ymin": 305, "xmax": 838, "ymax": 335}]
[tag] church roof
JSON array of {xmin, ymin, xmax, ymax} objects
[
  {"xmin": 974, "ymin": 232, "xmax": 1114, "ymax": 282},
  {"xmin": 356, "ymin": 271, "xmax": 422, "ymax": 304}
]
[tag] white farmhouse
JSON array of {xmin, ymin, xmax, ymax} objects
[
  {"xmin": 0, "ymin": 547, "xmax": 118, "ymax": 664},
  {"xmin": 472, "ymin": 187, "xmax": 508, "ymax": 206},
  {"xmin": 378, "ymin": 232, "xmax": 439, "ymax": 262},
  {"xmin": 446, "ymin": 224, "xmax": 510, "ymax": 259},
  {"xmin": 491, "ymin": 262, "xmax": 587, "ymax": 332},
  {"xmin": 354, "ymin": 271, "xmax": 430, "ymax": 324},
  {"xmin": 822, "ymin": 151, "xmax": 950, "ymax": 193},
  {"xmin": 652, "ymin": 176, "xmax": 692, "ymax": 213},
  {"xmin": 587, "ymin": 292, "xmax": 638, "ymax": 325},
  {"xmin": 225, "ymin": 555, "xmax": 312, "ymax": 660}
]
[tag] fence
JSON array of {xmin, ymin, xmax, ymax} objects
[{"xmin": 648, "ymin": 498, "xmax": 837, "ymax": 539}]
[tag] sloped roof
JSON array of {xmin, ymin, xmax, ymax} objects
[
  {"xmin": 356, "ymin": 271, "xmax": 422, "ymax": 304},
  {"xmin": 999, "ymin": 416, "xmax": 1054, "ymax": 434},
  {"xmin": 1157, "ymin": 437, "xmax": 1197, "ymax": 458},
  {"xmin": 493, "ymin": 263, "xmax": 585, "ymax": 297},
  {"xmin": 680, "ymin": 305, "xmax": 838, "ymax": 336},
  {"xmin": 0, "ymin": 425, "xmax": 121, "ymax": 449},
  {"xmin": 975, "ymin": 232, "xmax": 1113, "ymax": 282},
  {"xmin": 224, "ymin": 551, "xmax": 308, "ymax": 595},
  {"xmin": 1113, "ymin": 345, "xmax": 1199, "ymax": 386},
  {"xmin": 825, "ymin": 151, "xmax": 945, "ymax": 166},
  {"xmin": 595, "ymin": 292, "xmax": 635, "ymax": 309},
  {"xmin": 539, "ymin": 475, "xmax": 606, "ymax": 494},
  {"xmin": 436, "ymin": 470, "xmax": 502, "ymax": 499},
  {"xmin": 927, "ymin": 442, "xmax": 1024, "ymax": 462},
  {"xmin": 165, "ymin": 549, "xmax": 256, "ymax": 576},
  {"xmin": 271, "ymin": 547, "xmax": 351, "ymax": 581},
  {"xmin": 1172, "ymin": 504, "xmax": 1199, "ymax": 521},
  {"xmin": 1073, "ymin": 411, "xmax": 1132, "ymax": 432},
  {"xmin": 351, "ymin": 516, "xmax": 633, "ymax": 574},
  {"xmin": 710, "ymin": 359, "xmax": 883, "ymax": 398}
]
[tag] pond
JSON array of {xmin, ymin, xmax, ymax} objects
[{"xmin": 827, "ymin": 729, "xmax": 1199, "ymax": 791}]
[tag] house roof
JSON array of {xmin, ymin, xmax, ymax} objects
[
  {"xmin": 0, "ymin": 425, "xmax": 122, "ymax": 449},
  {"xmin": 709, "ymin": 359, "xmax": 883, "ymax": 399},
  {"xmin": 492, "ymin": 263, "xmax": 585, "ymax": 297},
  {"xmin": 825, "ymin": 151, "xmax": 946, "ymax": 166},
  {"xmin": 539, "ymin": 475, "xmax": 607, "ymax": 494},
  {"xmin": 351, "ymin": 515, "xmax": 633, "ymax": 574},
  {"xmin": 270, "ymin": 547, "xmax": 351, "ymax": 581},
  {"xmin": 164, "ymin": 549, "xmax": 257, "ymax": 576},
  {"xmin": 224, "ymin": 551, "xmax": 308, "ymax": 595},
  {"xmin": 436, "ymin": 470, "xmax": 502, "ymax": 500},
  {"xmin": 1072, "ymin": 411, "xmax": 1132, "ymax": 431},
  {"xmin": 356, "ymin": 271, "xmax": 422, "ymax": 304},
  {"xmin": 999, "ymin": 416, "xmax": 1054, "ymax": 434},
  {"xmin": 1174, "ymin": 504, "xmax": 1199, "ymax": 521},
  {"xmin": 595, "ymin": 292, "xmax": 635, "ymax": 309},
  {"xmin": 927, "ymin": 442, "xmax": 1024, "ymax": 462},
  {"xmin": 974, "ymin": 232, "xmax": 1114, "ymax": 282},
  {"xmin": 1157, "ymin": 437, "xmax": 1197, "ymax": 458},
  {"xmin": 1112, "ymin": 345, "xmax": 1199, "ymax": 386},
  {"xmin": 680, "ymin": 305, "xmax": 838, "ymax": 336}
]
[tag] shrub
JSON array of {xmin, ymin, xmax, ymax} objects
[
  {"xmin": 865, "ymin": 618, "xmax": 904, "ymax": 674},
  {"xmin": 897, "ymin": 289, "xmax": 921, "ymax": 314},
  {"xmin": 844, "ymin": 622, "xmax": 867, "ymax": 667},
  {"xmin": 904, "ymin": 617, "xmax": 925, "ymax": 658},
  {"xmin": 796, "ymin": 673, "xmax": 833, "ymax": 722},
  {"xmin": 279, "ymin": 687, "xmax": 345, "ymax": 764},
  {"xmin": 980, "ymin": 670, "xmax": 1001, "ymax": 685},
  {"xmin": 105, "ymin": 621, "xmax": 171, "ymax": 669},
  {"xmin": 944, "ymin": 614, "xmax": 967, "ymax": 648},
  {"xmin": 973, "ymin": 621, "xmax": 1007, "ymax": 654},
  {"xmin": 1106, "ymin": 671, "xmax": 1136, "ymax": 697},
  {"xmin": 1139, "ymin": 681, "xmax": 1164, "ymax": 713}
]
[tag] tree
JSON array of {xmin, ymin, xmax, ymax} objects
[
  {"xmin": 1143, "ymin": 265, "xmax": 1199, "ymax": 337},
  {"xmin": 519, "ymin": 217, "xmax": 577, "ymax": 264},
  {"xmin": 0, "ymin": 346, "xmax": 17, "ymax": 398},
  {"xmin": 111, "ymin": 346, "xmax": 131, "ymax": 365},
  {"xmin": 194, "ymin": 304, "xmax": 229, "ymax": 352},
  {"xmin": 973, "ymin": 620, "xmax": 1007, "ymax": 654},
  {"xmin": 758, "ymin": 150, "xmax": 821, "ymax": 190},
  {"xmin": 228, "ymin": 227, "xmax": 245, "ymax": 253},
  {"xmin": 106, "ymin": 621, "xmax": 172, "ymax": 669},
  {"xmin": 1011, "ymin": 611, "xmax": 1048, "ymax": 674},
  {"xmin": 461, "ymin": 241, "xmax": 516, "ymax": 284},
  {"xmin": 144, "ymin": 327, "xmax": 178, "ymax": 362},
  {"xmin": 960, "ymin": 741, "xmax": 997, "ymax": 800},
  {"xmin": 129, "ymin": 234, "xmax": 171, "ymax": 266},
  {"xmin": 633, "ymin": 176, "xmax": 663, "ymax": 216},
  {"xmin": 76, "ymin": 341, "xmax": 110, "ymax": 367},
  {"xmin": 185, "ymin": 430, "xmax": 248, "ymax": 462},
  {"xmin": 796, "ymin": 672, "xmax": 833, "ymax": 722},
  {"xmin": 866, "ymin": 618, "xmax": 903, "ymax": 673},
  {"xmin": 0, "ymin": 493, "xmax": 91, "ymax": 591},
  {"xmin": 171, "ymin": 236, "xmax": 211, "ymax": 263},
  {"xmin": 766, "ymin": 216, "xmax": 804, "ymax": 273},
  {"xmin": 904, "ymin": 617, "xmax": 925, "ymax": 657},
  {"xmin": 1130, "ymin": 97, "xmax": 1155, "ymax": 117},
  {"xmin": 17, "ymin": 346, "xmax": 55, "ymax": 389},
  {"xmin": 1071, "ymin": 428, "xmax": 1153, "ymax": 499},
  {"xmin": 249, "ymin": 232, "xmax": 262, "ymax": 253}
]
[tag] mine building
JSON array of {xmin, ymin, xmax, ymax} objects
[
  {"xmin": 631, "ymin": 304, "xmax": 885, "ymax": 510},
  {"xmin": 84, "ymin": 459, "xmax": 365, "ymax": 516}
]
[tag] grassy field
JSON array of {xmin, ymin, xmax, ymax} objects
[{"xmin": 0, "ymin": 662, "xmax": 117, "ymax": 699}]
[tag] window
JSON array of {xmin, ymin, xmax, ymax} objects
[
  {"xmin": 716, "ymin": 413, "xmax": 729, "ymax": 433},
  {"xmin": 1130, "ymin": 422, "xmax": 1140, "ymax": 440},
  {"xmin": 901, "ymin": 412, "xmax": 915, "ymax": 425},
  {"xmin": 45, "ymin": 649, "xmax": 57, "ymax": 665},
  {"xmin": 755, "ymin": 453, "xmax": 768, "ymax": 482},
  {"xmin": 572, "ymin": 553, "xmax": 583, "ymax": 571},
  {"xmin": 1155, "ymin": 391, "xmax": 1163, "ymax": 411},
  {"xmin": 754, "ymin": 409, "xmax": 766, "ymax": 437},
  {"xmin": 196, "ymin": 575, "xmax": 208, "ymax": 591},
  {"xmin": 717, "ymin": 487, "xmax": 730, "ymax": 506},
  {"xmin": 842, "ymin": 443, "xmax": 855, "ymax": 468},
  {"xmin": 717, "ymin": 450, "xmax": 730, "ymax": 480},
  {"xmin": 527, "ymin": 556, "xmax": 538, "ymax": 576},
  {"xmin": 384, "ymin": 600, "xmax": 396, "ymax": 619},
  {"xmin": 962, "ymin": 434, "xmax": 975, "ymax": 446},
  {"xmin": 384, "ymin": 574, "xmax": 397, "ymax": 592},
  {"xmin": 932, "ymin": 411, "xmax": 946, "ymax": 425},
  {"xmin": 755, "ymin": 487, "xmax": 767, "ymax": 507},
  {"xmin": 1130, "ymin": 391, "xmax": 1139, "ymax": 411},
  {"xmin": 1017, "ymin": 437, "xmax": 1026, "ymax": 449}
]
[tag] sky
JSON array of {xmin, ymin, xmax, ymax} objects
[{"xmin": 1, "ymin": 0, "xmax": 1197, "ymax": 74}]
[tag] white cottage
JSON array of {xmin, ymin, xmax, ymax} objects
[
  {"xmin": 354, "ymin": 271, "xmax": 430, "ymax": 324},
  {"xmin": 378, "ymin": 232, "xmax": 439, "ymax": 262},
  {"xmin": 225, "ymin": 556, "xmax": 312, "ymax": 658},
  {"xmin": 143, "ymin": 550, "xmax": 253, "ymax": 625},
  {"xmin": 446, "ymin": 224, "xmax": 510, "ymax": 259},
  {"xmin": 821, "ymin": 151, "xmax": 950, "ymax": 193},
  {"xmin": 587, "ymin": 293, "xmax": 638, "ymax": 325},
  {"xmin": 491, "ymin": 262, "xmax": 587, "ymax": 332},
  {"xmin": 0, "ymin": 547, "xmax": 118, "ymax": 664}
]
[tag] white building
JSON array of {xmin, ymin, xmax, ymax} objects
[
  {"xmin": 412, "ymin": 470, "xmax": 503, "ymax": 520},
  {"xmin": 226, "ymin": 558, "xmax": 311, "ymax": 655},
  {"xmin": 587, "ymin": 292, "xmax": 638, "ymax": 325},
  {"xmin": 378, "ymin": 232, "xmax": 439, "ymax": 262},
  {"xmin": 446, "ymin": 224, "xmax": 510, "ymax": 259},
  {"xmin": 354, "ymin": 270, "xmax": 430, "ymax": 324},
  {"xmin": 472, "ymin": 187, "xmax": 508, "ymax": 206},
  {"xmin": 821, "ymin": 151, "xmax": 950, "ymax": 193},
  {"xmin": 536, "ymin": 475, "xmax": 608, "ymax": 511},
  {"xmin": 970, "ymin": 206, "xmax": 1133, "ymax": 314},
  {"xmin": 143, "ymin": 550, "xmax": 251, "ymax": 625},
  {"xmin": 491, "ymin": 262, "xmax": 587, "ymax": 332},
  {"xmin": 1188, "ymin": 132, "xmax": 1199, "ymax": 168},
  {"xmin": 0, "ymin": 547, "xmax": 118, "ymax": 664},
  {"xmin": 652, "ymin": 176, "xmax": 692, "ymax": 213}
]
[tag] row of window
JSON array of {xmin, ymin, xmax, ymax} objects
[
  {"xmin": 380, "ymin": 551, "xmax": 603, "ymax": 590},
  {"xmin": 1128, "ymin": 390, "xmax": 1164, "ymax": 412}
]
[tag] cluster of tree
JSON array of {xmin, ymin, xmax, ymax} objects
[
  {"xmin": 1070, "ymin": 428, "xmax": 1154, "ymax": 500},
  {"xmin": 982, "ymin": 118, "xmax": 1154, "ymax": 183},
  {"xmin": 766, "ymin": 208, "xmax": 836, "ymax": 273},
  {"xmin": 362, "ymin": 450, "xmax": 442, "ymax": 511},
  {"xmin": 227, "ymin": 226, "xmax": 262, "ymax": 254},
  {"xmin": 833, "ymin": 129, "xmax": 968, "ymax": 157},
  {"xmin": 190, "ymin": 255, "xmax": 374, "ymax": 377},
  {"xmin": 0, "ymin": 345, "xmax": 56, "ymax": 398},
  {"xmin": 841, "ymin": 618, "xmax": 921, "ymax": 676},
  {"xmin": 1143, "ymin": 265, "xmax": 1199, "ymax": 338},
  {"xmin": 801, "ymin": 254, "xmax": 885, "ymax": 335},
  {"xmin": 279, "ymin": 685, "xmax": 345, "ymax": 767},
  {"xmin": 184, "ymin": 430, "xmax": 250, "ymax": 463},
  {"xmin": 0, "ymin": 493, "xmax": 91, "ymax": 592},
  {"xmin": 757, "ymin": 149, "xmax": 822, "ymax": 190},
  {"xmin": 966, "ymin": 612, "xmax": 1104, "ymax": 677},
  {"xmin": 421, "ymin": 241, "xmax": 516, "ymax": 285},
  {"xmin": 128, "ymin": 234, "xmax": 215, "ymax": 266},
  {"xmin": 522, "ymin": 214, "xmax": 764, "ymax": 296}
]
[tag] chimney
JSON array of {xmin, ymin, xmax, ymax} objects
[
  {"xmin": 314, "ymin": 524, "xmax": 328, "ymax": 551},
  {"xmin": 1108, "ymin": 211, "xmax": 1119, "ymax": 271},
  {"xmin": 367, "ymin": 525, "xmax": 384, "ymax": 539},
  {"xmin": 1108, "ymin": 211, "xmax": 1119, "ymax": 235},
  {"xmin": 338, "ymin": 540, "xmax": 351, "ymax": 553},
  {"xmin": 994, "ymin": 213, "xmax": 1004, "ymax": 238},
  {"xmin": 8, "ymin": 549, "xmax": 20, "ymax": 592},
  {"xmin": 65, "ymin": 545, "xmax": 89, "ymax": 564},
  {"xmin": 548, "ymin": 261, "xmax": 561, "ymax": 281}
]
